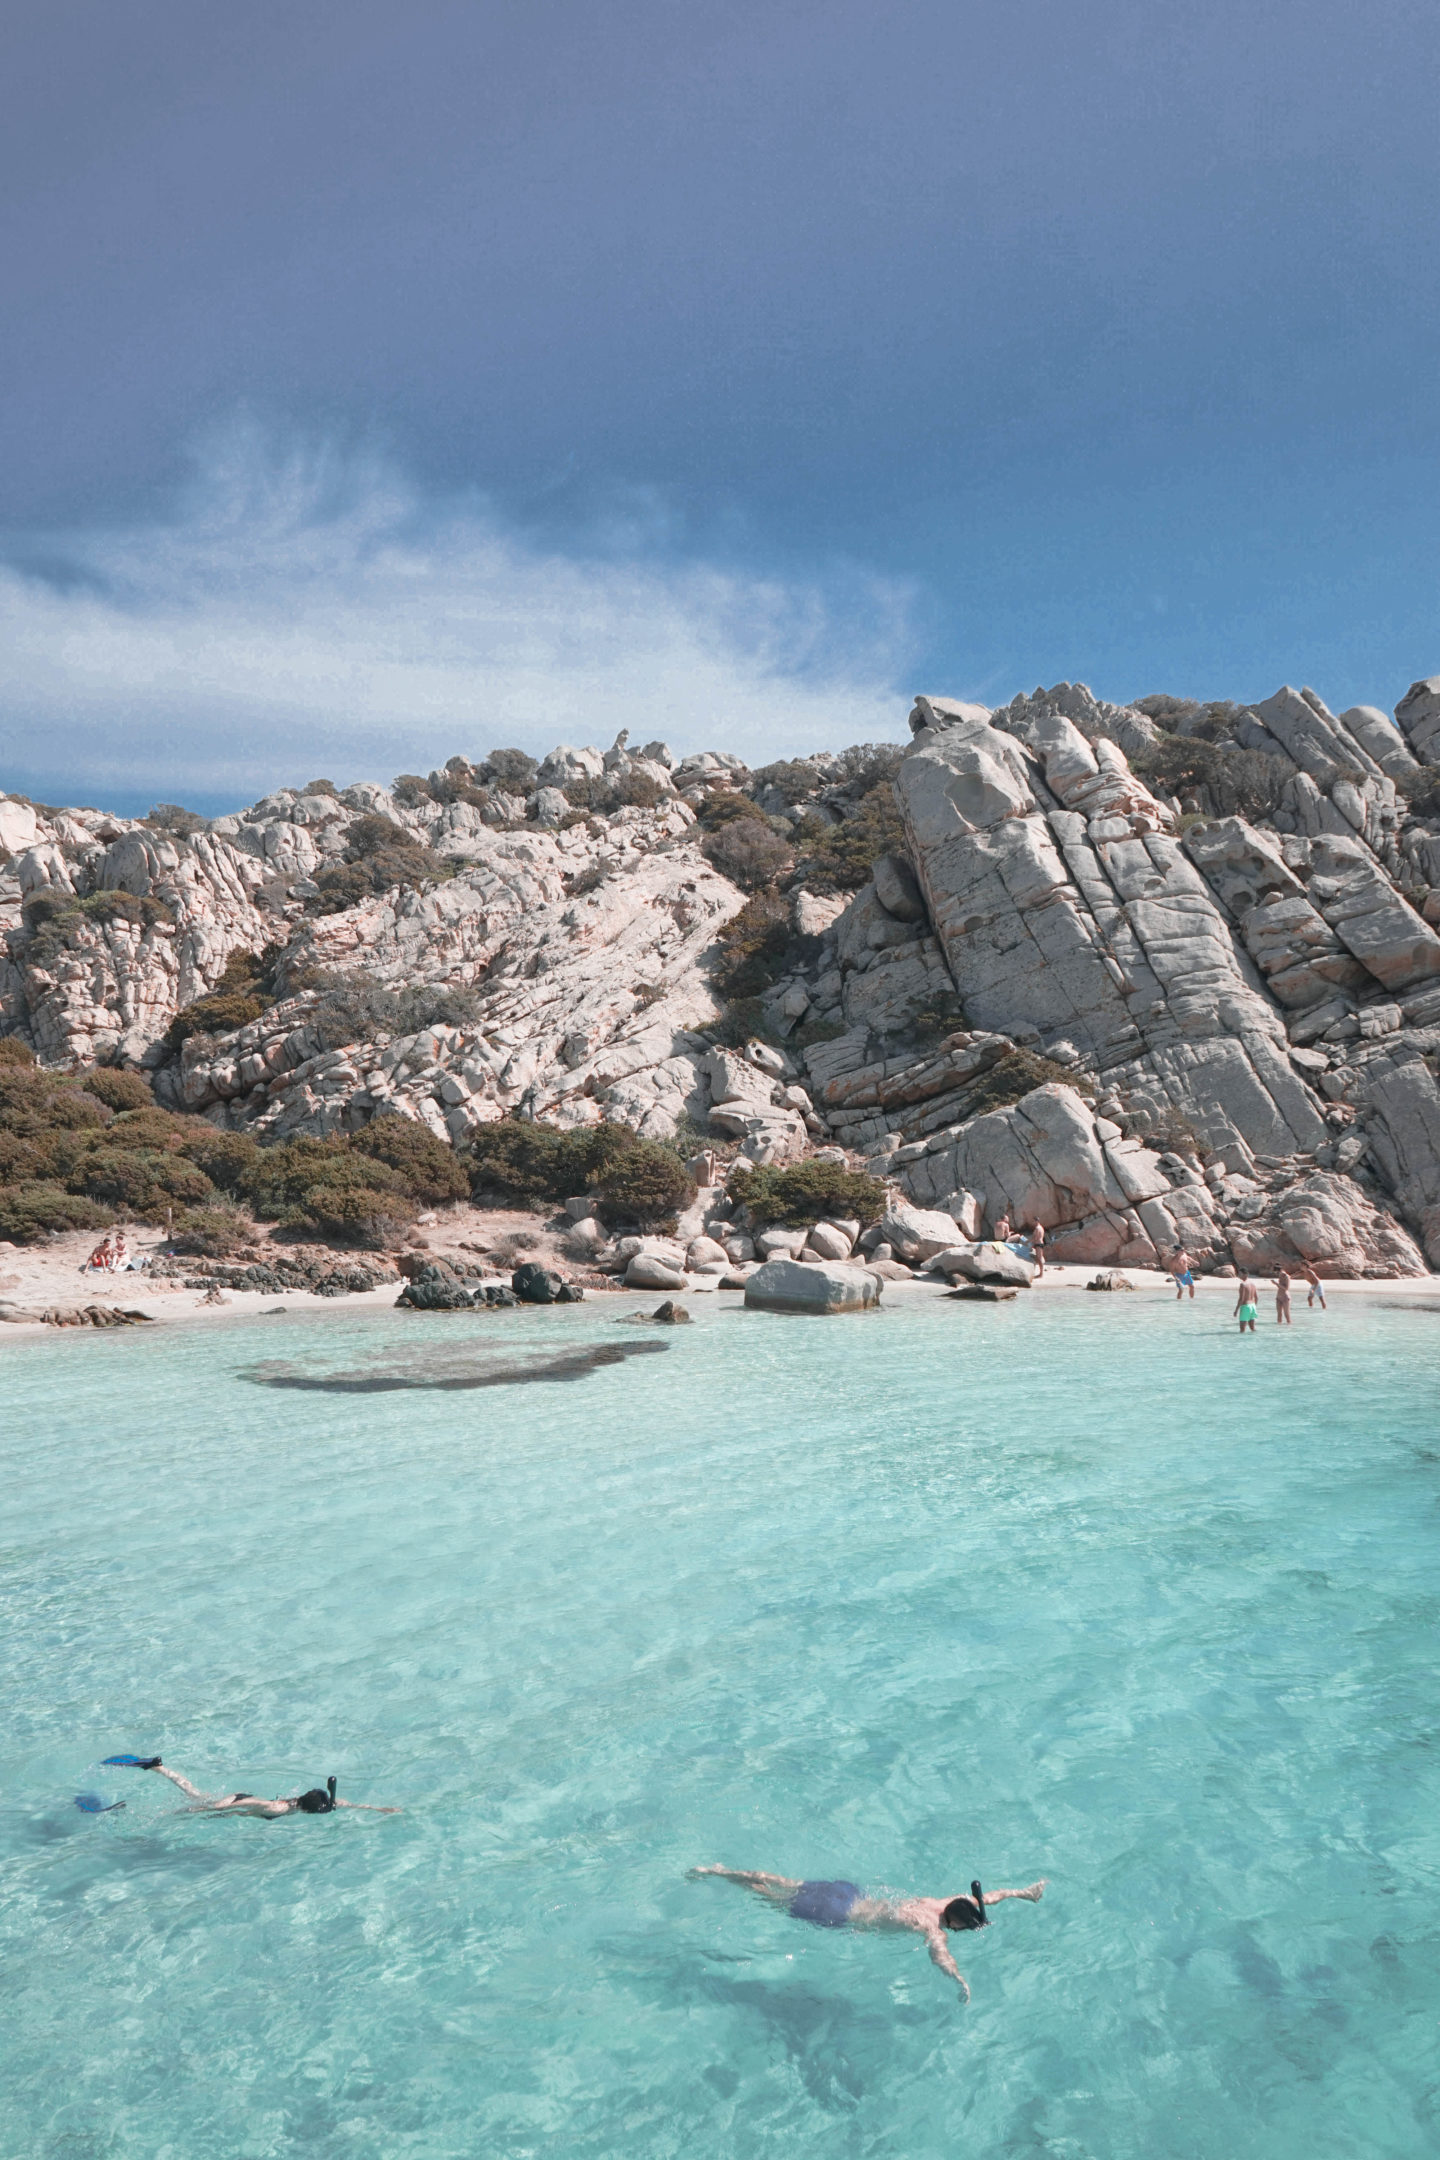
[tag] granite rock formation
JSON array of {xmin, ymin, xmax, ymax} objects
[{"xmin": 5, "ymin": 678, "xmax": 1440, "ymax": 1276}]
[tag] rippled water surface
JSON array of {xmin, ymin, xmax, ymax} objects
[{"xmin": 3, "ymin": 1287, "xmax": 1439, "ymax": 2158}]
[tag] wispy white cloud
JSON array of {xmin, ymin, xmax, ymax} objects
[{"xmin": 0, "ymin": 423, "xmax": 918, "ymax": 809}]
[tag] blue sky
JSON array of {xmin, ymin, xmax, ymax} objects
[{"xmin": 2, "ymin": 0, "xmax": 1437, "ymax": 811}]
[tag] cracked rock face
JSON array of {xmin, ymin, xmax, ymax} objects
[{"xmin": 6, "ymin": 677, "xmax": 1440, "ymax": 1276}]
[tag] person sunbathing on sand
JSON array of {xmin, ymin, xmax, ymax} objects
[
  {"xmin": 103, "ymin": 1756, "xmax": 399, "ymax": 1820},
  {"xmin": 86, "ymin": 1237, "xmax": 115, "ymax": 1273},
  {"xmin": 689, "ymin": 1865, "xmax": 1045, "ymax": 2000}
]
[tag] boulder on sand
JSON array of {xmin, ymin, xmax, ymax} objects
[
  {"xmin": 626, "ymin": 1252, "xmax": 689, "ymax": 1290},
  {"xmin": 744, "ymin": 1258, "xmax": 882, "ymax": 1314},
  {"xmin": 934, "ymin": 1242, "xmax": 1036, "ymax": 1287},
  {"xmin": 880, "ymin": 1202, "xmax": 971, "ymax": 1262}
]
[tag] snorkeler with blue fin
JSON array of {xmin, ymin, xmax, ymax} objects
[
  {"xmin": 689, "ymin": 1865, "xmax": 1045, "ymax": 1999},
  {"xmin": 101, "ymin": 1755, "xmax": 399, "ymax": 1820}
]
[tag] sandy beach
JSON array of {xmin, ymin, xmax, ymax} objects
[{"xmin": 3, "ymin": 1217, "xmax": 1436, "ymax": 1337}]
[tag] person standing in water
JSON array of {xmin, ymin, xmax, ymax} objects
[
  {"xmin": 1171, "ymin": 1247, "xmax": 1196, "ymax": 1301},
  {"xmin": 103, "ymin": 1756, "xmax": 399, "ymax": 1819},
  {"xmin": 689, "ymin": 1865, "xmax": 1045, "ymax": 2000},
  {"xmin": 1299, "ymin": 1259, "xmax": 1327, "ymax": 1309},
  {"xmin": 1275, "ymin": 1267, "xmax": 1293, "ymax": 1325},
  {"xmin": 1234, "ymin": 1273, "xmax": 1260, "ymax": 1333}
]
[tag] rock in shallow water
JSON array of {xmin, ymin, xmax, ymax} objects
[{"xmin": 743, "ymin": 1258, "xmax": 882, "ymax": 1314}]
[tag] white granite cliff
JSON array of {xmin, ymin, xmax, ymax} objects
[{"xmin": 5, "ymin": 678, "xmax": 1440, "ymax": 1277}]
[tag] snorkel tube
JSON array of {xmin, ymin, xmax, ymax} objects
[
  {"xmin": 971, "ymin": 1879, "xmax": 988, "ymax": 1926},
  {"xmin": 326, "ymin": 1776, "xmax": 337, "ymax": 1813}
]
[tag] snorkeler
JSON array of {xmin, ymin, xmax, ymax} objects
[
  {"xmin": 102, "ymin": 1755, "xmax": 399, "ymax": 1819},
  {"xmin": 689, "ymin": 1865, "xmax": 1045, "ymax": 1999}
]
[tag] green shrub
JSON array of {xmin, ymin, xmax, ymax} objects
[
  {"xmin": 0, "ymin": 1181, "xmax": 110, "ymax": 1242},
  {"xmin": 167, "ymin": 1204, "xmax": 253, "ymax": 1257},
  {"xmin": 0, "ymin": 1070, "xmax": 109, "ymax": 1139},
  {"xmin": 613, "ymin": 769, "xmax": 663, "ymax": 809},
  {"xmin": 713, "ymin": 894, "xmax": 793, "ymax": 999},
  {"xmin": 467, "ymin": 1118, "xmax": 624, "ymax": 1204},
  {"xmin": 302, "ymin": 778, "xmax": 339, "ymax": 797},
  {"xmin": 793, "ymin": 784, "xmax": 906, "ymax": 893},
  {"xmin": 480, "ymin": 748, "xmax": 539, "ymax": 794},
  {"xmin": 697, "ymin": 791, "xmax": 768, "ymax": 831},
  {"xmin": 177, "ymin": 1128, "xmax": 262, "ymax": 1192},
  {"xmin": 588, "ymin": 1138, "xmax": 695, "ymax": 1228},
  {"xmin": 143, "ymin": 802, "xmax": 208, "ymax": 835},
  {"xmin": 956, "ymin": 1048, "xmax": 1095, "ymax": 1120},
  {"xmin": 731, "ymin": 1160, "xmax": 885, "ymax": 1228},
  {"xmin": 0, "ymin": 1037, "xmax": 35, "ymax": 1068},
  {"xmin": 391, "ymin": 774, "xmax": 436, "ymax": 808},
  {"xmin": 309, "ymin": 812, "xmax": 451, "ymax": 915},
  {"xmin": 165, "ymin": 991, "xmax": 267, "ymax": 1048},
  {"xmin": 70, "ymin": 1147, "xmax": 215, "ymax": 1216},
  {"xmin": 79, "ymin": 1068, "xmax": 153, "ymax": 1112},
  {"xmin": 242, "ymin": 1136, "xmax": 414, "ymax": 1245},
  {"xmin": 310, "ymin": 974, "xmax": 483, "ymax": 1052},
  {"xmin": 351, "ymin": 1113, "xmax": 469, "ymax": 1202},
  {"xmin": 1128, "ymin": 736, "xmax": 1292, "ymax": 821},
  {"xmin": 701, "ymin": 820, "xmax": 795, "ymax": 891},
  {"xmin": 0, "ymin": 1132, "xmax": 42, "ymax": 1181},
  {"xmin": 752, "ymin": 758, "xmax": 823, "ymax": 804}
]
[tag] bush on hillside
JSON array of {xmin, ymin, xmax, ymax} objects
[
  {"xmin": 466, "ymin": 1117, "xmax": 694, "ymax": 1225},
  {"xmin": 310, "ymin": 812, "xmax": 450, "ymax": 916},
  {"xmin": 792, "ymin": 784, "xmax": 906, "ymax": 893},
  {"xmin": 78, "ymin": 1068, "xmax": 153, "ymax": 1112},
  {"xmin": 243, "ymin": 1136, "xmax": 416, "ymax": 1245},
  {"xmin": 0, "ymin": 1181, "xmax": 111, "ymax": 1241},
  {"xmin": 167, "ymin": 1203, "xmax": 253, "ymax": 1257},
  {"xmin": 143, "ymin": 802, "xmax": 208, "ymax": 835},
  {"xmin": 351, "ymin": 1113, "xmax": 470, "ymax": 1203},
  {"xmin": 588, "ymin": 1139, "xmax": 695, "ymax": 1228},
  {"xmin": 176, "ymin": 1128, "xmax": 262, "ymax": 1192},
  {"xmin": 480, "ymin": 748, "xmax": 539, "ymax": 794},
  {"xmin": 1128, "ymin": 736, "xmax": 1292, "ymax": 821},
  {"xmin": 702, "ymin": 820, "xmax": 795, "ymax": 892},
  {"xmin": 712, "ymin": 894, "xmax": 794, "ymax": 1000},
  {"xmin": 730, "ymin": 1160, "xmax": 885, "ymax": 1229},
  {"xmin": 0, "ymin": 1037, "xmax": 36, "ymax": 1068}
]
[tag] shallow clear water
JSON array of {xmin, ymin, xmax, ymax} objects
[{"xmin": 3, "ymin": 1287, "xmax": 1439, "ymax": 2159}]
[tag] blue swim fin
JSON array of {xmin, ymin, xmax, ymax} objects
[
  {"xmin": 102, "ymin": 1754, "xmax": 161, "ymax": 1768},
  {"xmin": 75, "ymin": 1794, "xmax": 125, "ymax": 1813}
]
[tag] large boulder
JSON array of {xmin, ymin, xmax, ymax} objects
[
  {"xmin": 398, "ymin": 1261, "xmax": 474, "ymax": 1310},
  {"xmin": 934, "ymin": 1242, "xmax": 1036, "ymax": 1287},
  {"xmin": 744, "ymin": 1259, "xmax": 882, "ymax": 1314},
  {"xmin": 805, "ymin": 1221, "xmax": 855, "ymax": 1261},
  {"xmin": 1225, "ymin": 1172, "xmax": 1426, "ymax": 1278},
  {"xmin": 879, "ymin": 1201, "xmax": 971, "ymax": 1261},
  {"xmin": 625, "ymin": 1252, "xmax": 689, "ymax": 1291}
]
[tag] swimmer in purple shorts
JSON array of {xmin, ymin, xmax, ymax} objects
[{"xmin": 689, "ymin": 1865, "xmax": 1045, "ymax": 1999}]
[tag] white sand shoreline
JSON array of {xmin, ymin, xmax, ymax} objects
[{"xmin": 2, "ymin": 1226, "xmax": 1437, "ymax": 1341}]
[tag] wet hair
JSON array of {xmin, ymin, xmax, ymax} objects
[
  {"xmin": 295, "ymin": 1778, "xmax": 337, "ymax": 1814},
  {"xmin": 941, "ymin": 1881, "xmax": 989, "ymax": 1931}
]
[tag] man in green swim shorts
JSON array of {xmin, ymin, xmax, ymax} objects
[{"xmin": 1233, "ymin": 1271, "xmax": 1259, "ymax": 1333}]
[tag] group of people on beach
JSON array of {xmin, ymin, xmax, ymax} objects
[
  {"xmin": 1167, "ymin": 1245, "xmax": 1327, "ymax": 1329},
  {"xmin": 990, "ymin": 1210, "xmax": 1047, "ymax": 1276},
  {"xmin": 84, "ymin": 1230, "xmax": 134, "ymax": 1274}
]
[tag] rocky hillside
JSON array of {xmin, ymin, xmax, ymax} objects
[{"xmin": 4, "ymin": 678, "xmax": 1440, "ymax": 1277}]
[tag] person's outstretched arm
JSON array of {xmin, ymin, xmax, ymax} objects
[
  {"xmin": 983, "ymin": 1880, "xmax": 1046, "ymax": 1906},
  {"xmin": 334, "ymin": 1800, "xmax": 401, "ymax": 1813},
  {"xmin": 924, "ymin": 1928, "xmax": 970, "ymax": 2000}
]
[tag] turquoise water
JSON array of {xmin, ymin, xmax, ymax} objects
[{"xmin": 3, "ymin": 1288, "xmax": 1439, "ymax": 2159}]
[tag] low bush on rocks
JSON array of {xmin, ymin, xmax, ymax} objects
[
  {"xmin": 0, "ymin": 1037, "xmax": 37, "ymax": 1068},
  {"xmin": 713, "ymin": 895, "xmax": 793, "ymax": 999},
  {"xmin": 308, "ymin": 973, "xmax": 484, "ymax": 1051},
  {"xmin": 0, "ymin": 1180, "xmax": 111, "ymax": 1241},
  {"xmin": 791, "ymin": 784, "xmax": 907, "ymax": 893},
  {"xmin": 166, "ymin": 945, "xmax": 282, "ymax": 1047},
  {"xmin": 956, "ymin": 1048, "xmax": 1096, "ymax": 1119},
  {"xmin": 79, "ymin": 1068, "xmax": 153, "ymax": 1112},
  {"xmin": 243, "ymin": 1136, "xmax": 416, "ymax": 1245},
  {"xmin": 21, "ymin": 888, "xmax": 176, "ymax": 968},
  {"xmin": 310, "ymin": 813, "xmax": 451, "ymax": 915},
  {"xmin": 351, "ymin": 1113, "xmax": 470, "ymax": 1204},
  {"xmin": 168, "ymin": 1204, "xmax": 253, "ymax": 1257},
  {"xmin": 701, "ymin": 819, "xmax": 795, "ymax": 892},
  {"xmin": 1129, "ymin": 736, "xmax": 1293, "ymax": 822},
  {"xmin": 731, "ymin": 1160, "xmax": 885, "ymax": 1228},
  {"xmin": 466, "ymin": 1117, "xmax": 695, "ymax": 1226}
]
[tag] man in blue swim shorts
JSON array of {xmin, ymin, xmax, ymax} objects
[
  {"xmin": 1170, "ymin": 1246, "xmax": 1196, "ymax": 1300},
  {"xmin": 688, "ymin": 1865, "xmax": 1045, "ymax": 1999}
]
